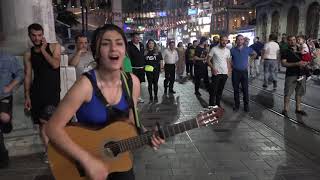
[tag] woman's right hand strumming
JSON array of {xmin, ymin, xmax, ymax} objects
[{"xmin": 83, "ymin": 155, "xmax": 109, "ymax": 180}]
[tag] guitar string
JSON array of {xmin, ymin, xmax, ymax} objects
[
  {"xmin": 84, "ymin": 115, "xmax": 218, "ymax": 154},
  {"xmin": 93, "ymin": 132, "xmax": 153, "ymax": 154},
  {"xmin": 98, "ymin": 120, "xmax": 198, "ymax": 153}
]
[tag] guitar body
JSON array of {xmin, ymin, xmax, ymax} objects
[{"xmin": 47, "ymin": 121, "xmax": 138, "ymax": 180}]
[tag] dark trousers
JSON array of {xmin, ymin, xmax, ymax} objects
[
  {"xmin": 232, "ymin": 69, "xmax": 249, "ymax": 108},
  {"xmin": 0, "ymin": 131, "xmax": 8, "ymax": 165},
  {"xmin": 146, "ymin": 69, "xmax": 160, "ymax": 97},
  {"xmin": 186, "ymin": 62, "xmax": 194, "ymax": 77},
  {"xmin": 0, "ymin": 132, "xmax": 6, "ymax": 153},
  {"xmin": 194, "ymin": 63, "xmax": 209, "ymax": 92},
  {"xmin": 209, "ymin": 74, "xmax": 228, "ymax": 106},
  {"xmin": 164, "ymin": 64, "xmax": 175, "ymax": 91}
]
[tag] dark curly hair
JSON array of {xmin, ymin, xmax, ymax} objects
[{"xmin": 90, "ymin": 24, "xmax": 128, "ymax": 66}]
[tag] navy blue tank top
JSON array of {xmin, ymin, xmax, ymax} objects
[{"xmin": 76, "ymin": 70, "xmax": 129, "ymax": 126}]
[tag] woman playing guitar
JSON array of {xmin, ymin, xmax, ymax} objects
[{"xmin": 46, "ymin": 24, "xmax": 164, "ymax": 180}]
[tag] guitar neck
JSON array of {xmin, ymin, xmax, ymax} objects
[{"xmin": 117, "ymin": 118, "xmax": 199, "ymax": 153}]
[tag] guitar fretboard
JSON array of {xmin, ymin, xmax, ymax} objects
[{"xmin": 117, "ymin": 118, "xmax": 199, "ymax": 153}]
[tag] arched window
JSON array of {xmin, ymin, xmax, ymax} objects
[
  {"xmin": 271, "ymin": 11, "xmax": 280, "ymax": 36},
  {"xmin": 306, "ymin": 2, "xmax": 320, "ymax": 39},
  {"xmin": 287, "ymin": 6, "xmax": 299, "ymax": 36}
]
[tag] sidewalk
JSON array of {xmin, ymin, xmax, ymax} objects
[{"xmin": 1, "ymin": 74, "xmax": 320, "ymax": 180}]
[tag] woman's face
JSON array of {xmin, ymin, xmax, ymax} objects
[
  {"xmin": 99, "ymin": 30, "xmax": 126, "ymax": 71},
  {"xmin": 148, "ymin": 41, "xmax": 155, "ymax": 50}
]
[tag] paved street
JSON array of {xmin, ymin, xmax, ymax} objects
[{"xmin": 1, "ymin": 73, "xmax": 320, "ymax": 180}]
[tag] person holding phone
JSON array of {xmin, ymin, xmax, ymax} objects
[{"xmin": 23, "ymin": 23, "xmax": 61, "ymax": 162}]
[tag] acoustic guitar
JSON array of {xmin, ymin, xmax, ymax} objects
[{"xmin": 47, "ymin": 106, "xmax": 224, "ymax": 180}]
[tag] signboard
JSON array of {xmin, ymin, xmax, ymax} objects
[{"xmin": 188, "ymin": 8, "xmax": 198, "ymax": 15}]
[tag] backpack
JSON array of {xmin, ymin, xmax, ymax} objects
[{"xmin": 83, "ymin": 71, "xmax": 142, "ymax": 134}]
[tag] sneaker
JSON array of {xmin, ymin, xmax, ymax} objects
[
  {"xmin": 154, "ymin": 96, "xmax": 158, "ymax": 102},
  {"xmin": 281, "ymin": 110, "xmax": 288, "ymax": 117},
  {"xmin": 244, "ymin": 106, "xmax": 250, "ymax": 112},
  {"xmin": 233, "ymin": 106, "xmax": 239, "ymax": 112},
  {"xmin": 42, "ymin": 152, "xmax": 49, "ymax": 164},
  {"xmin": 273, "ymin": 81, "xmax": 277, "ymax": 89},
  {"xmin": 194, "ymin": 91, "xmax": 201, "ymax": 96},
  {"xmin": 297, "ymin": 76, "xmax": 304, "ymax": 81},
  {"xmin": 306, "ymin": 76, "xmax": 312, "ymax": 81},
  {"xmin": 149, "ymin": 96, "xmax": 153, "ymax": 102},
  {"xmin": 295, "ymin": 110, "xmax": 307, "ymax": 116},
  {"xmin": 138, "ymin": 97, "xmax": 144, "ymax": 103},
  {"xmin": 169, "ymin": 90, "xmax": 176, "ymax": 94}
]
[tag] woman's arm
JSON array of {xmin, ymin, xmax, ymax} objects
[{"xmin": 46, "ymin": 76, "xmax": 109, "ymax": 179}]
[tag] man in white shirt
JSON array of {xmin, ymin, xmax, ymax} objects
[
  {"xmin": 68, "ymin": 34, "xmax": 95, "ymax": 78},
  {"xmin": 162, "ymin": 41, "xmax": 179, "ymax": 94},
  {"xmin": 207, "ymin": 35, "xmax": 231, "ymax": 107},
  {"xmin": 262, "ymin": 34, "xmax": 280, "ymax": 89}
]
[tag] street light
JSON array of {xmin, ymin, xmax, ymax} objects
[{"xmin": 72, "ymin": 5, "xmax": 74, "ymax": 13}]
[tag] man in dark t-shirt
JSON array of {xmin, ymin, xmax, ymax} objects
[
  {"xmin": 281, "ymin": 35, "xmax": 308, "ymax": 117},
  {"xmin": 193, "ymin": 37, "xmax": 209, "ymax": 96}
]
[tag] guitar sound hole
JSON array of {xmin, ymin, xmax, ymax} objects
[{"xmin": 104, "ymin": 141, "xmax": 120, "ymax": 157}]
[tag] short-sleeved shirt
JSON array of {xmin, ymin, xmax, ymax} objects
[
  {"xmin": 281, "ymin": 46, "xmax": 301, "ymax": 77},
  {"xmin": 250, "ymin": 42, "xmax": 264, "ymax": 57},
  {"xmin": 263, "ymin": 41, "xmax": 280, "ymax": 60},
  {"xmin": 144, "ymin": 50, "xmax": 163, "ymax": 70},
  {"xmin": 69, "ymin": 52, "xmax": 95, "ymax": 78},
  {"xmin": 195, "ymin": 46, "xmax": 208, "ymax": 59},
  {"xmin": 208, "ymin": 46, "xmax": 231, "ymax": 74},
  {"xmin": 230, "ymin": 46, "xmax": 254, "ymax": 71},
  {"xmin": 186, "ymin": 46, "xmax": 196, "ymax": 61},
  {"xmin": 163, "ymin": 49, "xmax": 178, "ymax": 64}
]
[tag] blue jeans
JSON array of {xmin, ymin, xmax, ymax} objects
[
  {"xmin": 263, "ymin": 59, "xmax": 278, "ymax": 85},
  {"xmin": 232, "ymin": 69, "xmax": 249, "ymax": 109}
]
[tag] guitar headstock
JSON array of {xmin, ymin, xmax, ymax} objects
[{"xmin": 196, "ymin": 106, "xmax": 224, "ymax": 127}]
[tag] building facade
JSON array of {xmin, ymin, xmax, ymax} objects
[
  {"xmin": 211, "ymin": 0, "xmax": 256, "ymax": 35},
  {"xmin": 256, "ymin": 0, "xmax": 320, "ymax": 42}
]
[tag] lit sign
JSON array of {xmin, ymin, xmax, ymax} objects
[
  {"xmin": 159, "ymin": 11, "xmax": 167, "ymax": 17},
  {"xmin": 188, "ymin": 9, "xmax": 198, "ymax": 15},
  {"xmin": 125, "ymin": 18, "xmax": 134, "ymax": 24}
]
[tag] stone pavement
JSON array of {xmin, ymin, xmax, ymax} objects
[{"xmin": 1, "ymin": 74, "xmax": 320, "ymax": 180}]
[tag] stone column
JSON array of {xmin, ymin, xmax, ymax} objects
[
  {"xmin": 0, "ymin": 0, "xmax": 57, "ymax": 156},
  {"xmin": 0, "ymin": 0, "xmax": 56, "ymax": 55}
]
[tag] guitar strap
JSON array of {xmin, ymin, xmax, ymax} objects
[
  {"xmin": 120, "ymin": 72, "xmax": 143, "ymax": 134},
  {"xmin": 83, "ymin": 71, "xmax": 142, "ymax": 134}
]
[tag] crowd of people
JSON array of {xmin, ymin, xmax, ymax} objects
[{"xmin": 0, "ymin": 22, "xmax": 320, "ymax": 180}]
